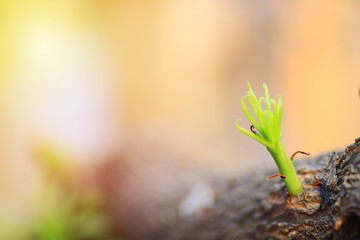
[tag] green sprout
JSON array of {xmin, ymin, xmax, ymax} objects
[{"xmin": 236, "ymin": 82, "xmax": 303, "ymax": 195}]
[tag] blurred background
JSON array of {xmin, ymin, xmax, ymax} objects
[{"xmin": 1, "ymin": 0, "xmax": 360, "ymax": 239}]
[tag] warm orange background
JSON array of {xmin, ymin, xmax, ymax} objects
[{"xmin": 0, "ymin": 0, "xmax": 360, "ymax": 217}]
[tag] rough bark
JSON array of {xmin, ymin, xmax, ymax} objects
[{"xmin": 160, "ymin": 139, "xmax": 360, "ymax": 240}]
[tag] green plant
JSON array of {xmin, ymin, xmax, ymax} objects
[
  {"xmin": 236, "ymin": 82, "xmax": 303, "ymax": 195},
  {"xmin": 0, "ymin": 144, "xmax": 120, "ymax": 240}
]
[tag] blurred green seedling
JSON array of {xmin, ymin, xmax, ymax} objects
[{"xmin": 0, "ymin": 143, "xmax": 117, "ymax": 240}]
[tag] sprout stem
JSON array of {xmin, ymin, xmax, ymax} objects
[{"xmin": 236, "ymin": 82, "xmax": 303, "ymax": 195}]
